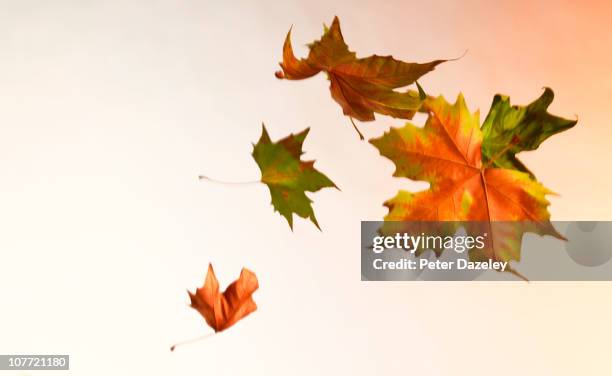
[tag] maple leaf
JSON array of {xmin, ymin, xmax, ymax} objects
[
  {"xmin": 481, "ymin": 87, "xmax": 577, "ymax": 175},
  {"xmin": 370, "ymin": 94, "xmax": 564, "ymax": 275},
  {"xmin": 252, "ymin": 124, "xmax": 337, "ymax": 229},
  {"xmin": 275, "ymin": 16, "xmax": 445, "ymax": 125},
  {"xmin": 188, "ymin": 263, "xmax": 258, "ymax": 333}
]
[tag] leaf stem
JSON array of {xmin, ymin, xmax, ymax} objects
[
  {"xmin": 198, "ymin": 175, "xmax": 260, "ymax": 185},
  {"xmin": 507, "ymin": 266, "xmax": 529, "ymax": 282},
  {"xmin": 449, "ymin": 49, "xmax": 469, "ymax": 62},
  {"xmin": 349, "ymin": 117, "xmax": 365, "ymax": 140},
  {"xmin": 170, "ymin": 332, "xmax": 216, "ymax": 351}
]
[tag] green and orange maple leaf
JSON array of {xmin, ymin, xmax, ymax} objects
[
  {"xmin": 371, "ymin": 92, "xmax": 574, "ymax": 276},
  {"xmin": 481, "ymin": 87, "xmax": 577, "ymax": 175},
  {"xmin": 252, "ymin": 125, "xmax": 337, "ymax": 229},
  {"xmin": 275, "ymin": 16, "xmax": 445, "ymax": 134}
]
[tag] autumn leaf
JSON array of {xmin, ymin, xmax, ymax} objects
[
  {"xmin": 275, "ymin": 16, "xmax": 445, "ymax": 125},
  {"xmin": 481, "ymin": 87, "xmax": 577, "ymax": 175},
  {"xmin": 188, "ymin": 263, "xmax": 258, "ymax": 333},
  {"xmin": 370, "ymin": 94, "xmax": 564, "ymax": 275},
  {"xmin": 252, "ymin": 124, "xmax": 337, "ymax": 229}
]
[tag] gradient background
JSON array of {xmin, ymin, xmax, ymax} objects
[{"xmin": 1, "ymin": 0, "xmax": 611, "ymax": 375}]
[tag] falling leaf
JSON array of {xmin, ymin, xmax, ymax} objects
[
  {"xmin": 188, "ymin": 263, "xmax": 259, "ymax": 333},
  {"xmin": 370, "ymin": 94, "xmax": 565, "ymax": 275},
  {"xmin": 252, "ymin": 124, "xmax": 338, "ymax": 229},
  {"xmin": 481, "ymin": 87, "xmax": 577, "ymax": 175},
  {"xmin": 275, "ymin": 16, "xmax": 445, "ymax": 124}
]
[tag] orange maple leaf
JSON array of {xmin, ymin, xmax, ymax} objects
[
  {"xmin": 370, "ymin": 94, "xmax": 564, "ymax": 275},
  {"xmin": 276, "ymin": 16, "xmax": 445, "ymax": 125},
  {"xmin": 188, "ymin": 263, "xmax": 259, "ymax": 333}
]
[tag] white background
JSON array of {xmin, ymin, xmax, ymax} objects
[{"xmin": 0, "ymin": 1, "xmax": 611, "ymax": 375}]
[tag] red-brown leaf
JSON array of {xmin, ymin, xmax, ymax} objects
[{"xmin": 188, "ymin": 264, "xmax": 259, "ymax": 332}]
